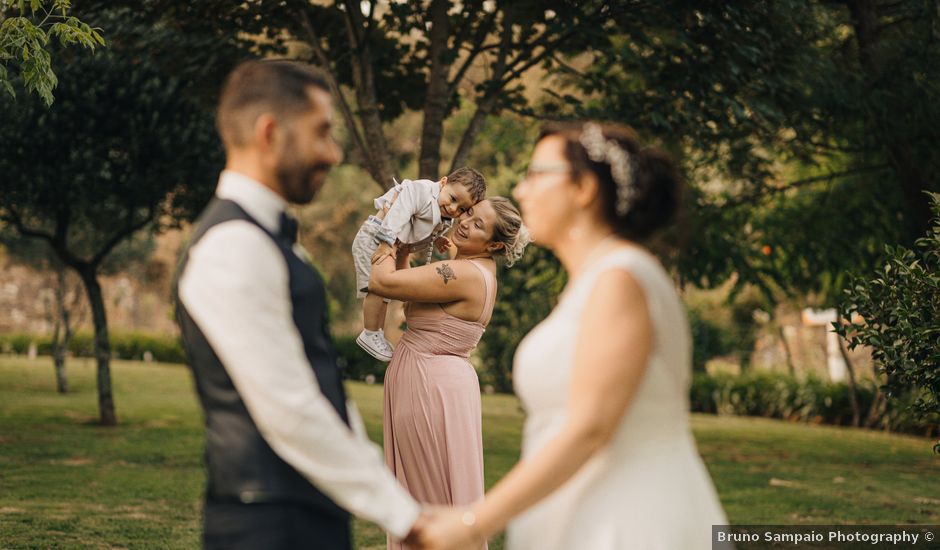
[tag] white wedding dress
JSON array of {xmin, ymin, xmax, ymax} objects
[{"xmin": 508, "ymin": 248, "xmax": 729, "ymax": 550}]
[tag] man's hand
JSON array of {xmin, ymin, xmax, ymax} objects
[
  {"xmin": 416, "ymin": 507, "xmax": 485, "ymax": 550},
  {"xmin": 402, "ymin": 510, "xmax": 431, "ymax": 547}
]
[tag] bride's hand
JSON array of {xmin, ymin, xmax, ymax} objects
[{"xmin": 418, "ymin": 507, "xmax": 484, "ymax": 550}]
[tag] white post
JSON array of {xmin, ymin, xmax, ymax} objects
[{"xmin": 801, "ymin": 308, "xmax": 847, "ymax": 382}]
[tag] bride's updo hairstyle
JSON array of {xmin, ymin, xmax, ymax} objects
[
  {"xmin": 487, "ymin": 197, "xmax": 530, "ymax": 267},
  {"xmin": 538, "ymin": 122, "xmax": 682, "ymax": 242}
]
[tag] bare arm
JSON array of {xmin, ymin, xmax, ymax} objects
[
  {"xmin": 369, "ymin": 243, "xmax": 482, "ymax": 304},
  {"xmin": 421, "ymin": 267, "xmax": 653, "ymax": 548}
]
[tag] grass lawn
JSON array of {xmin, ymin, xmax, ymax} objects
[{"xmin": 0, "ymin": 356, "xmax": 937, "ymax": 549}]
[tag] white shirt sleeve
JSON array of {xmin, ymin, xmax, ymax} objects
[
  {"xmin": 378, "ymin": 180, "xmax": 424, "ymax": 244},
  {"xmin": 178, "ymin": 220, "xmax": 419, "ymax": 539}
]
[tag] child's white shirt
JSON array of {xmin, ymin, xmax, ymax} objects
[{"xmin": 372, "ymin": 178, "xmax": 446, "ymax": 245}]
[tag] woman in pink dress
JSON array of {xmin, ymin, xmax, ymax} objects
[{"xmin": 369, "ymin": 197, "xmax": 529, "ymax": 550}]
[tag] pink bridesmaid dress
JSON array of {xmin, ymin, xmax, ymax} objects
[{"xmin": 384, "ymin": 259, "xmax": 495, "ymax": 550}]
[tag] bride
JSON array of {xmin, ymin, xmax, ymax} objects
[{"xmin": 417, "ymin": 122, "xmax": 728, "ymax": 549}]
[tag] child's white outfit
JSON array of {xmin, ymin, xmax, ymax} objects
[{"xmin": 351, "ymin": 178, "xmax": 452, "ymax": 299}]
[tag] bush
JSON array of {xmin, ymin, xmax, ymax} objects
[
  {"xmin": 0, "ymin": 331, "xmax": 185, "ymax": 363},
  {"xmin": 687, "ymin": 308, "xmax": 732, "ymax": 371},
  {"xmin": 837, "ymin": 193, "xmax": 940, "ymax": 453},
  {"xmin": 690, "ymin": 370, "xmax": 937, "ymax": 437},
  {"xmin": 477, "ymin": 245, "xmax": 567, "ymax": 393},
  {"xmin": 333, "ymin": 335, "xmax": 387, "ymax": 384}
]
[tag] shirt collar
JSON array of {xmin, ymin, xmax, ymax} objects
[
  {"xmin": 215, "ymin": 170, "xmax": 287, "ymax": 234},
  {"xmin": 429, "ymin": 180, "xmax": 443, "ymax": 224}
]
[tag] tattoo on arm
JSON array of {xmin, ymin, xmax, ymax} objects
[{"xmin": 436, "ymin": 263, "xmax": 457, "ymax": 285}]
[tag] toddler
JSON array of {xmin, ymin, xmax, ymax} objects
[{"xmin": 352, "ymin": 166, "xmax": 486, "ymax": 361}]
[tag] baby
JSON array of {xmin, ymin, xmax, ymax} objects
[{"xmin": 352, "ymin": 166, "xmax": 486, "ymax": 361}]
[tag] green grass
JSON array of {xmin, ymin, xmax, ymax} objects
[{"xmin": 0, "ymin": 357, "xmax": 937, "ymax": 549}]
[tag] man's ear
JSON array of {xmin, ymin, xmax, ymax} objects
[{"xmin": 254, "ymin": 114, "xmax": 279, "ymax": 155}]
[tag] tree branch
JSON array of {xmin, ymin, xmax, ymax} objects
[
  {"xmin": 446, "ymin": 8, "xmax": 498, "ymax": 97},
  {"xmin": 91, "ymin": 206, "xmax": 155, "ymax": 267},
  {"xmin": 299, "ymin": 9, "xmax": 374, "ymax": 176},
  {"xmin": 713, "ymin": 164, "xmax": 891, "ymax": 210}
]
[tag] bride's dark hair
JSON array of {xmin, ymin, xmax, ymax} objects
[{"xmin": 538, "ymin": 122, "xmax": 682, "ymax": 241}]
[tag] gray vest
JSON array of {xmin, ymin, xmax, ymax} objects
[{"xmin": 174, "ymin": 198, "xmax": 350, "ymax": 518}]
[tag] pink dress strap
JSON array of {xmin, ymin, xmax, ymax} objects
[{"xmin": 467, "ymin": 259, "xmax": 497, "ymax": 326}]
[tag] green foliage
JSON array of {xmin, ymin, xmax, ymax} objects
[
  {"xmin": 0, "ymin": 331, "xmax": 185, "ymax": 363},
  {"xmin": 477, "ymin": 245, "xmax": 567, "ymax": 393},
  {"xmin": 0, "ymin": 23, "xmax": 222, "ymax": 262},
  {"xmin": 690, "ymin": 370, "xmax": 937, "ymax": 437},
  {"xmin": 687, "ymin": 308, "xmax": 731, "ymax": 372},
  {"xmin": 0, "ymin": 0, "xmax": 105, "ymax": 105},
  {"xmin": 333, "ymin": 335, "xmax": 387, "ymax": 384},
  {"xmin": 551, "ymin": 0, "xmax": 940, "ymax": 305},
  {"xmin": 837, "ymin": 193, "xmax": 940, "ymax": 453}
]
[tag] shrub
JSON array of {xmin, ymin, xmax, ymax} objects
[
  {"xmin": 333, "ymin": 335, "xmax": 387, "ymax": 384},
  {"xmin": 0, "ymin": 331, "xmax": 184, "ymax": 363},
  {"xmin": 837, "ymin": 193, "xmax": 940, "ymax": 453},
  {"xmin": 690, "ymin": 370, "xmax": 936, "ymax": 437}
]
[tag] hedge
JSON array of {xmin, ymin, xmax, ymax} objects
[{"xmin": 690, "ymin": 370, "xmax": 938, "ymax": 437}]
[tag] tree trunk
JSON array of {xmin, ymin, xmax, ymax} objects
[
  {"xmin": 836, "ymin": 336, "xmax": 861, "ymax": 427},
  {"xmin": 418, "ymin": 0, "xmax": 452, "ymax": 179},
  {"xmin": 79, "ymin": 267, "xmax": 116, "ymax": 426},
  {"xmin": 777, "ymin": 324, "xmax": 796, "ymax": 378},
  {"xmin": 848, "ymin": 0, "xmax": 932, "ymax": 233},
  {"xmin": 341, "ymin": 0, "xmax": 395, "ymax": 190},
  {"xmin": 52, "ymin": 268, "xmax": 69, "ymax": 394}
]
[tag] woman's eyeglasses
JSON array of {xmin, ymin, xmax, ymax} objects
[{"xmin": 524, "ymin": 164, "xmax": 571, "ymax": 181}]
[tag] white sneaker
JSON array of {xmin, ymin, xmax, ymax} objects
[{"xmin": 356, "ymin": 329, "xmax": 394, "ymax": 362}]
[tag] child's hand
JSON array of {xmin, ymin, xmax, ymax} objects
[{"xmin": 434, "ymin": 236, "xmax": 452, "ymax": 253}]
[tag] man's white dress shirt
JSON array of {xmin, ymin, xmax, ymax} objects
[{"xmin": 178, "ymin": 170, "xmax": 420, "ymax": 539}]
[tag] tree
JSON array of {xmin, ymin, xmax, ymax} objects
[
  {"xmin": 837, "ymin": 193, "xmax": 940, "ymax": 453},
  {"xmin": 544, "ymin": 0, "xmax": 938, "ymax": 304},
  {"xmin": 0, "ymin": 0, "xmax": 104, "ymax": 105},
  {"xmin": 265, "ymin": 0, "xmax": 625, "ymax": 190},
  {"xmin": 0, "ymin": 33, "xmax": 221, "ymax": 424},
  {"xmin": 0, "ymin": 230, "xmax": 85, "ymax": 393}
]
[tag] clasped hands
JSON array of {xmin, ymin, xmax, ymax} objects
[{"xmin": 403, "ymin": 506, "xmax": 487, "ymax": 550}]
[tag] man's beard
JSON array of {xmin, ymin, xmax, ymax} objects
[{"xmin": 276, "ymin": 155, "xmax": 330, "ymax": 205}]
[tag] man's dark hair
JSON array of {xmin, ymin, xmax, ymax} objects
[{"xmin": 217, "ymin": 59, "xmax": 331, "ymax": 148}]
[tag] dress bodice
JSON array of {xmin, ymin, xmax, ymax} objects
[
  {"xmin": 513, "ymin": 247, "xmax": 693, "ymax": 458},
  {"xmin": 398, "ymin": 260, "xmax": 496, "ymax": 358}
]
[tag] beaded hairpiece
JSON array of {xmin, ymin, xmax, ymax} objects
[{"xmin": 578, "ymin": 123, "xmax": 637, "ymax": 216}]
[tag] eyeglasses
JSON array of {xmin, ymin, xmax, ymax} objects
[{"xmin": 524, "ymin": 163, "xmax": 571, "ymax": 181}]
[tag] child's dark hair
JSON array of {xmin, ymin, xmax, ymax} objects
[
  {"xmin": 446, "ymin": 167, "xmax": 486, "ymax": 202},
  {"xmin": 537, "ymin": 122, "xmax": 682, "ymax": 241}
]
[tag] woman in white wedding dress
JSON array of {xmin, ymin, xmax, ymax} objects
[{"xmin": 418, "ymin": 122, "xmax": 729, "ymax": 550}]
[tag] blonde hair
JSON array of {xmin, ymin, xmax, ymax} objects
[{"xmin": 488, "ymin": 197, "xmax": 530, "ymax": 267}]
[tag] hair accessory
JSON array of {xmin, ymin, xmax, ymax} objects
[{"xmin": 579, "ymin": 122, "xmax": 637, "ymax": 216}]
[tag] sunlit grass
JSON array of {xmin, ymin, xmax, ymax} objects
[{"xmin": 0, "ymin": 356, "xmax": 936, "ymax": 549}]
